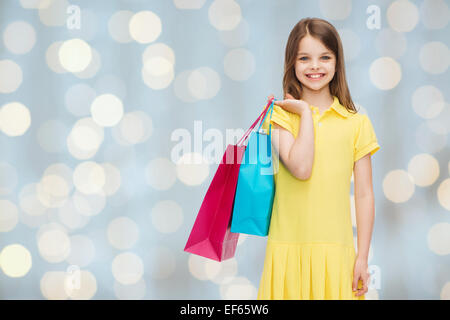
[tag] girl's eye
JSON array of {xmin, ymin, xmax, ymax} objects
[{"xmin": 298, "ymin": 56, "xmax": 331, "ymax": 61}]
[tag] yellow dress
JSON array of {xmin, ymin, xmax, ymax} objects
[{"xmin": 257, "ymin": 95, "xmax": 380, "ymax": 300}]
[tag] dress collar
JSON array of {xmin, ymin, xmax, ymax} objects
[{"xmin": 309, "ymin": 95, "xmax": 350, "ymax": 118}]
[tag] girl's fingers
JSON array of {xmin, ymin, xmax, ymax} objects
[{"xmin": 352, "ymin": 275, "xmax": 359, "ymax": 291}]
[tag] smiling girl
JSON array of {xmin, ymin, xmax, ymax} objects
[{"xmin": 258, "ymin": 17, "xmax": 380, "ymax": 300}]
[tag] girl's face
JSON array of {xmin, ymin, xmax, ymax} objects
[{"xmin": 295, "ymin": 35, "xmax": 336, "ymax": 92}]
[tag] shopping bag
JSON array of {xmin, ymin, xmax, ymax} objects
[
  {"xmin": 230, "ymin": 98, "xmax": 276, "ymax": 236},
  {"xmin": 184, "ymin": 99, "xmax": 274, "ymax": 261}
]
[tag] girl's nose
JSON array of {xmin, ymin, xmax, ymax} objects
[{"xmin": 310, "ymin": 59, "xmax": 320, "ymax": 69}]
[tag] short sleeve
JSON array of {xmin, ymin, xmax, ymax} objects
[
  {"xmin": 260, "ymin": 103, "xmax": 295, "ymax": 136},
  {"xmin": 354, "ymin": 114, "xmax": 380, "ymax": 162}
]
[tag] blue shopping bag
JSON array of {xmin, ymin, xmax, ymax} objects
[{"xmin": 230, "ymin": 98, "xmax": 276, "ymax": 236}]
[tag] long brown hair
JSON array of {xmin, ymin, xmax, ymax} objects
[{"xmin": 282, "ymin": 17, "xmax": 357, "ymax": 114}]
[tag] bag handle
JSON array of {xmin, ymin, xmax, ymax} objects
[
  {"xmin": 257, "ymin": 98, "xmax": 275, "ymax": 136},
  {"xmin": 237, "ymin": 97, "xmax": 275, "ymax": 147}
]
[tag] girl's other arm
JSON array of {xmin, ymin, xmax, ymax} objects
[
  {"xmin": 352, "ymin": 153, "xmax": 375, "ymax": 296},
  {"xmin": 353, "ymin": 153, "xmax": 375, "ymax": 260}
]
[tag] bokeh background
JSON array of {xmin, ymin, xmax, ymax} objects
[{"xmin": 0, "ymin": 0, "xmax": 449, "ymax": 300}]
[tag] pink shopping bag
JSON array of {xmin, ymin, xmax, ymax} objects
[{"xmin": 184, "ymin": 99, "xmax": 274, "ymax": 261}]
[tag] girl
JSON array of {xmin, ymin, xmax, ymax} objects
[{"xmin": 258, "ymin": 17, "xmax": 380, "ymax": 300}]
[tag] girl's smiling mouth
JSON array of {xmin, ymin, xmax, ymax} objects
[{"xmin": 306, "ymin": 73, "xmax": 325, "ymax": 80}]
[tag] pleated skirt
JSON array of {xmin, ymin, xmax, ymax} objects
[{"xmin": 257, "ymin": 240, "xmax": 365, "ymax": 300}]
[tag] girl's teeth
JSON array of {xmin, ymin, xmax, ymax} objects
[{"xmin": 308, "ymin": 74, "xmax": 323, "ymax": 78}]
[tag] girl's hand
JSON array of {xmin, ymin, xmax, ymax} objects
[
  {"xmin": 352, "ymin": 257, "xmax": 370, "ymax": 297},
  {"xmin": 267, "ymin": 93, "xmax": 310, "ymax": 116}
]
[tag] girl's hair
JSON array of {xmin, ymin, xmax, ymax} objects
[{"xmin": 282, "ymin": 17, "xmax": 357, "ymax": 114}]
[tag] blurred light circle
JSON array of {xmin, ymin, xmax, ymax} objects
[
  {"xmin": 68, "ymin": 117, "xmax": 104, "ymax": 155},
  {"xmin": 420, "ymin": 0, "xmax": 450, "ymax": 30},
  {"xmin": 142, "ymin": 63, "xmax": 174, "ymax": 90},
  {"xmin": 220, "ymin": 276, "xmax": 257, "ymax": 299},
  {"xmin": 174, "ymin": 0, "xmax": 206, "ymax": 9},
  {"xmin": 3, "ymin": 20, "xmax": 36, "ymax": 54},
  {"xmin": 174, "ymin": 69, "xmax": 198, "ymax": 103},
  {"xmin": 0, "ymin": 244, "xmax": 32, "ymax": 277},
  {"xmin": 40, "ymin": 174, "xmax": 70, "ymax": 198},
  {"xmin": 0, "ymin": 200, "xmax": 19, "ymax": 232},
  {"xmin": 42, "ymin": 162, "xmax": 73, "ymax": 188},
  {"xmin": 116, "ymin": 111, "xmax": 153, "ymax": 145},
  {"xmin": 151, "ymin": 200, "xmax": 183, "ymax": 234},
  {"xmin": 147, "ymin": 246, "xmax": 176, "ymax": 280},
  {"xmin": 369, "ymin": 57, "xmax": 401, "ymax": 90},
  {"xmin": 319, "ymin": 0, "xmax": 352, "ymax": 20},
  {"xmin": 73, "ymin": 161, "xmax": 106, "ymax": 195},
  {"xmin": 145, "ymin": 157, "xmax": 177, "ymax": 191},
  {"xmin": 412, "ymin": 85, "xmax": 445, "ymax": 119},
  {"xmin": 58, "ymin": 38, "xmax": 92, "ymax": 73},
  {"xmin": 208, "ymin": 0, "xmax": 242, "ymax": 31},
  {"xmin": 114, "ymin": 278, "xmax": 146, "ymax": 300},
  {"xmin": 108, "ymin": 10, "xmax": 134, "ymax": 43},
  {"xmin": 112, "ymin": 252, "xmax": 144, "ymax": 285},
  {"xmin": 142, "ymin": 43, "xmax": 175, "ymax": 69},
  {"xmin": 19, "ymin": 183, "xmax": 48, "ymax": 216},
  {"xmin": 407, "ymin": 153, "xmax": 440, "ymax": 187},
  {"xmin": 188, "ymin": 67, "xmax": 221, "ymax": 99},
  {"xmin": 419, "ymin": 41, "xmax": 449, "ymax": 75},
  {"xmin": 38, "ymin": 0, "xmax": 69, "ymax": 26},
  {"xmin": 176, "ymin": 152, "xmax": 210, "ymax": 186},
  {"xmin": 365, "ymin": 288, "xmax": 380, "ymax": 300},
  {"xmin": 0, "ymin": 60, "xmax": 23, "ymax": 93},
  {"xmin": 188, "ymin": 254, "xmax": 209, "ymax": 281},
  {"xmin": 57, "ymin": 198, "xmax": 90, "ymax": 230},
  {"xmin": 37, "ymin": 227, "xmax": 71, "ymax": 263},
  {"xmin": 65, "ymin": 270, "xmax": 97, "ymax": 300},
  {"xmin": 129, "ymin": 11, "xmax": 162, "ymax": 44},
  {"xmin": 219, "ymin": 19, "xmax": 250, "ymax": 47},
  {"xmin": 107, "ymin": 216, "xmax": 139, "ymax": 250},
  {"xmin": 40, "ymin": 271, "xmax": 68, "ymax": 300},
  {"xmin": 45, "ymin": 41, "xmax": 67, "ymax": 74},
  {"xmin": 426, "ymin": 103, "xmax": 450, "ymax": 135},
  {"xmin": 101, "ymin": 162, "xmax": 121, "ymax": 196},
  {"xmin": 427, "ymin": 222, "xmax": 450, "ymax": 255},
  {"xmin": 224, "ymin": 48, "xmax": 255, "ymax": 81},
  {"xmin": 415, "ymin": 122, "xmax": 447, "ymax": 153},
  {"xmin": 441, "ymin": 282, "xmax": 450, "ymax": 300},
  {"xmin": 20, "ymin": 0, "xmax": 52, "ymax": 9},
  {"xmin": 437, "ymin": 178, "xmax": 450, "ymax": 211},
  {"xmin": 91, "ymin": 94, "xmax": 124, "ymax": 127},
  {"xmin": 144, "ymin": 56, "xmax": 172, "ymax": 76},
  {"xmin": 383, "ymin": 170, "xmax": 415, "ymax": 203},
  {"xmin": 0, "ymin": 102, "xmax": 31, "ymax": 136},
  {"xmin": 72, "ymin": 190, "xmax": 106, "ymax": 216},
  {"xmin": 206, "ymin": 257, "xmax": 238, "ymax": 284},
  {"xmin": 74, "ymin": 47, "xmax": 101, "ymax": 79},
  {"xmin": 387, "ymin": 0, "xmax": 419, "ymax": 32}
]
